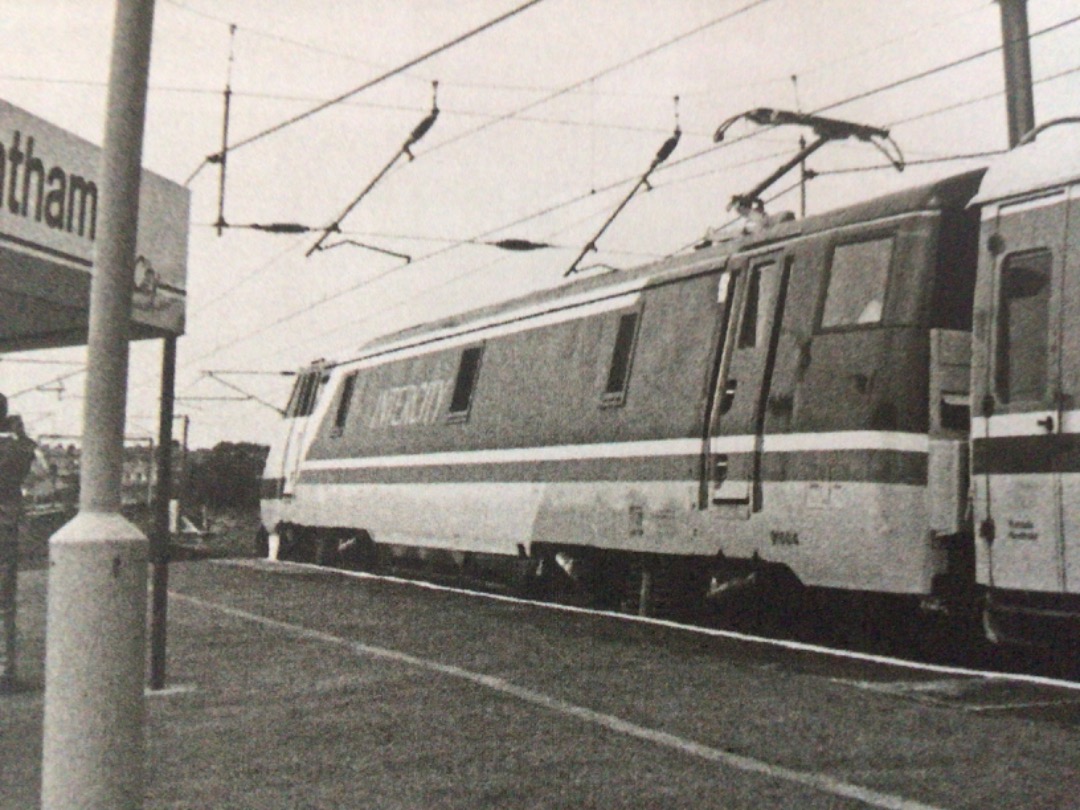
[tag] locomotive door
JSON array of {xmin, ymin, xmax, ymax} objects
[
  {"xmin": 707, "ymin": 250, "xmax": 791, "ymax": 516},
  {"xmin": 976, "ymin": 189, "xmax": 1070, "ymax": 593}
]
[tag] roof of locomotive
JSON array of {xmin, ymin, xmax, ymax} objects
[
  {"xmin": 972, "ymin": 118, "xmax": 1080, "ymax": 204},
  {"xmin": 354, "ymin": 168, "xmax": 985, "ymax": 360}
]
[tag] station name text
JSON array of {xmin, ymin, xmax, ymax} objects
[{"xmin": 0, "ymin": 129, "xmax": 98, "ymax": 241}]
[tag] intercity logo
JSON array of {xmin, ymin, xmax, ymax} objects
[{"xmin": 0, "ymin": 129, "xmax": 97, "ymax": 241}]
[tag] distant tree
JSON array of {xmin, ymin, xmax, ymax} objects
[{"xmin": 184, "ymin": 442, "xmax": 268, "ymax": 509}]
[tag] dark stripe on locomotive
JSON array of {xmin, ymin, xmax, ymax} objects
[{"xmin": 294, "ymin": 447, "xmax": 927, "ymax": 487}]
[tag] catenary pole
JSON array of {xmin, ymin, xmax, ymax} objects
[
  {"xmin": 41, "ymin": 1, "xmax": 157, "ymax": 808},
  {"xmin": 998, "ymin": 0, "xmax": 1035, "ymax": 147}
]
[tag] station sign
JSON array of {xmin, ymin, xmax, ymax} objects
[{"xmin": 0, "ymin": 97, "xmax": 189, "ymax": 351}]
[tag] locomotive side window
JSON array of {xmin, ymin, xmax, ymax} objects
[
  {"xmin": 332, "ymin": 372, "xmax": 358, "ymax": 435},
  {"xmin": 602, "ymin": 311, "xmax": 640, "ymax": 406},
  {"xmin": 448, "ymin": 345, "xmax": 484, "ymax": 420},
  {"xmin": 820, "ymin": 236, "xmax": 893, "ymax": 329},
  {"xmin": 996, "ymin": 249, "xmax": 1051, "ymax": 404},
  {"xmin": 737, "ymin": 261, "xmax": 777, "ymax": 349}
]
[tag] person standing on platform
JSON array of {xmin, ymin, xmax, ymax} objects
[{"xmin": 0, "ymin": 392, "xmax": 37, "ymax": 693}]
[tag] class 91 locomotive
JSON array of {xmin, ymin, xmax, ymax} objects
[{"xmin": 259, "ymin": 119, "xmax": 1080, "ymax": 646}]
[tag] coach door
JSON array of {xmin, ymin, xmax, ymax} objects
[
  {"xmin": 707, "ymin": 251, "xmax": 792, "ymax": 516},
  {"xmin": 975, "ymin": 189, "xmax": 1071, "ymax": 593}
]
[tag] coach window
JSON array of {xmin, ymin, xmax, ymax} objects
[
  {"xmin": 602, "ymin": 311, "xmax": 640, "ymax": 407},
  {"xmin": 996, "ymin": 249, "xmax": 1051, "ymax": 404},
  {"xmin": 448, "ymin": 345, "xmax": 484, "ymax": 421},
  {"xmin": 331, "ymin": 373, "xmax": 358, "ymax": 436},
  {"xmin": 820, "ymin": 236, "xmax": 893, "ymax": 329}
]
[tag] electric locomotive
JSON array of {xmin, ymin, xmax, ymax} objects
[{"xmin": 259, "ymin": 119, "xmax": 1080, "ymax": 645}]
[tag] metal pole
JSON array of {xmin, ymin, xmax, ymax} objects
[
  {"xmin": 798, "ymin": 135, "xmax": 807, "ymax": 218},
  {"xmin": 149, "ymin": 336, "xmax": 176, "ymax": 691},
  {"xmin": 998, "ymin": 0, "xmax": 1035, "ymax": 147},
  {"xmin": 179, "ymin": 414, "xmax": 189, "ymax": 514},
  {"xmin": 41, "ymin": 2, "xmax": 156, "ymax": 809},
  {"xmin": 214, "ymin": 24, "xmax": 236, "ymax": 236}
]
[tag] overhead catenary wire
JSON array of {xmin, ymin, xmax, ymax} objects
[
  {"xmin": 888, "ymin": 59, "xmax": 1080, "ymax": 130},
  {"xmin": 172, "ymin": 2, "xmax": 784, "ymax": 364},
  {"xmin": 185, "ymin": 0, "xmax": 551, "ymax": 186},
  {"xmin": 816, "ymin": 10, "xmax": 1080, "ymax": 116},
  {"xmin": 161, "ymin": 0, "xmax": 983, "ymax": 104},
  {"xmin": 140, "ymin": 6, "xmax": 1080, "ymax": 388},
  {"xmin": 815, "ymin": 149, "xmax": 1008, "ymax": 176},
  {"xmin": 175, "ymin": 138, "xmax": 750, "ymax": 369},
  {"xmin": 565, "ymin": 114, "xmax": 682, "ymax": 276},
  {"xmin": 407, "ymin": 0, "xmax": 775, "ymax": 166},
  {"xmin": 8, "ymin": 367, "xmax": 87, "ymax": 400},
  {"xmin": 164, "ymin": 34, "xmax": 1080, "ymax": 343},
  {"xmin": 647, "ymin": 10, "xmax": 1080, "ymax": 184},
  {"xmin": 305, "ymin": 84, "xmax": 440, "ymax": 256}
]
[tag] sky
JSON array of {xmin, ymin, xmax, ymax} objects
[{"xmin": 0, "ymin": 0, "xmax": 1078, "ymax": 448}]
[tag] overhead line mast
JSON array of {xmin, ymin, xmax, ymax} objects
[
  {"xmin": 997, "ymin": 0, "xmax": 1035, "ymax": 147},
  {"xmin": 211, "ymin": 22, "xmax": 237, "ymax": 236}
]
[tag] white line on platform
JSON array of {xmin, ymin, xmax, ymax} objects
[
  {"xmin": 222, "ymin": 558, "xmax": 1080, "ymax": 695},
  {"xmin": 145, "ymin": 683, "xmax": 197, "ymax": 698},
  {"xmin": 964, "ymin": 699, "xmax": 1080, "ymax": 713},
  {"xmin": 175, "ymin": 589, "xmax": 947, "ymax": 810}
]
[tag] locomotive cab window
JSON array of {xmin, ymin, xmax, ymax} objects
[
  {"xmin": 448, "ymin": 345, "xmax": 484, "ymax": 421},
  {"xmin": 820, "ymin": 236, "xmax": 893, "ymax": 329},
  {"xmin": 331, "ymin": 372, "xmax": 358, "ymax": 436},
  {"xmin": 995, "ymin": 249, "xmax": 1052, "ymax": 404},
  {"xmin": 286, "ymin": 371, "xmax": 322, "ymax": 418},
  {"xmin": 602, "ymin": 311, "xmax": 640, "ymax": 406}
]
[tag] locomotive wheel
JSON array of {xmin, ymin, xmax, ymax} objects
[{"xmin": 277, "ymin": 524, "xmax": 307, "ymax": 562}]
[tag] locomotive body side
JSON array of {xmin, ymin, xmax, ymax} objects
[
  {"xmin": 283, "ymin": 259, "xmax": 730, "ymax": 561},
  {"xmin": 260, "ymin": 170, "xmax": 985, "ymax": 610}
]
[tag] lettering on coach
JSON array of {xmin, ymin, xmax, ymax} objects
[
  {"xmin": 369, "ymin": 380, "xmax": 448, "ymax": 429},
  {"xmin": 0, "ymin": 129, "xmax": 97, "ymax": 241}
]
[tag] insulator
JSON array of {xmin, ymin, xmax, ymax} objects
[
  {"xmin": 653, "ymin": 127, "xmax": 681, "ymax": 165},
  {"xmin": 409, "ymin": 109, "xmax": 440, "ymax": 144}
]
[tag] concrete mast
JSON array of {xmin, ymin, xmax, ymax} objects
[{"xmin": 40, "ymin": 2, "xmax": 157, "ymax": 808}]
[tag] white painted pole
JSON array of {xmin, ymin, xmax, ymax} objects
[{"xmin": 41, "ymin": 2, "xmax": 157, "ymax": 809}]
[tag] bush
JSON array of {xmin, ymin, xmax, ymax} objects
[{"xmin": 184, "ymin": 442, "xmax": 269, "ymax": 509}]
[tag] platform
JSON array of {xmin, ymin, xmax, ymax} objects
[{"xmin": 3, "ymin": 559, "xmax": 1079, "ymax": 809}]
